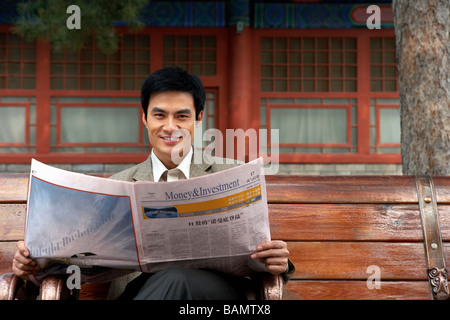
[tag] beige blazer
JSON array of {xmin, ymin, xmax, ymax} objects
[{"xmin": 109, "ymin": 152, "xmax": 239, "ymax": 183}]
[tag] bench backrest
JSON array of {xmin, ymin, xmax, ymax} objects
[
  {"xmin": 266, "ymin": 175, "xmax": 450, "ymax": 300},
  {"xmin": 1, "ymin": 174, "xmax": 449, "ymax": 300}
]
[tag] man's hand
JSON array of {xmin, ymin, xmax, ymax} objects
[
  {"xmin": 251, "ymin": 240, "xmax": 289, "ymax": 275},
  {"xmin": 12, "ymin": 240, "xmax": 39, "ymax": 280}
]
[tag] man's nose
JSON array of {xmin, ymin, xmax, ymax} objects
[{"xmin": 163, "ymin": 117, "xmax": 178, "ymax": 131}]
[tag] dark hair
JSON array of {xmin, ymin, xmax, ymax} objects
[{"xmin": 140, "ymin": 66, "xmax": 206, "ymax": 120}]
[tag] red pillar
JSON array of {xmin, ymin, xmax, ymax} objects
[
  {"xmin": 228, "ymin": 25, "xmax": 252, "ymax": 131},
  {"xmin": 227, "ymin": 25, "xmax": 253, "ymax": 161},
  {"xmin": 35, "ymin": 41, "xmax": 51, "ymax": 155}
]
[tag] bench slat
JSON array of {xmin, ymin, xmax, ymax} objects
[
  {"xmin": 266, "ymin": 175, "xmax": 450, "ymax": 204},
  {"xmin": 269, "ymin": 203, "xmax": 450, "ymax": 241},
  {"xmin": 2, "ymin": 174, "xmax": 450, "ymax": 204},
  {"xmin": 434, "ymin": 177, "xmax": 450, "ymax": 202},
  {"xmin": 3, "ymin": 241, "xmax": 444, "ymax": 281},
  {"xmin": 0, "ymin": 242, "xmax": 16, "ymax": 274},
  {"xmin": 266, "ymin": 175, "xmax": 417, "ymax": 203},
  {"xmin": 0, "ymin": 174, "xmax": 29, "ymax": 203},
  {"xmin": 287, "ymin": 241, "xmax": 450, "ymax": 280},
  {"xmin": 283, "ymin": 280, "xmax": 431, "ymax": 300},
  {"xmin": 0, "ymin": 204, "xmax": 26, "ymax": 241},
  {"xmin": 5, "ymin": 203, "xmax": 449, "ymax": 243},
  {"xmin": 79, "ymin": 283, "xmax": 111, "ymax": 300}
]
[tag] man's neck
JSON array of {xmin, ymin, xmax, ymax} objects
[{"xmin": 152, "ymin": 148, "xmax": 192, "ymax": 170}]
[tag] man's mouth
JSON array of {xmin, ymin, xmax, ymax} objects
[{"xmin": 161, "ymin": 136, "xmax": 182, "ymax": 142}]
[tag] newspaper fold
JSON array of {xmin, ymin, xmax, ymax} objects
[{"xmin": 25, "ymin": 158, "xmax": 271, "ymax": 284}]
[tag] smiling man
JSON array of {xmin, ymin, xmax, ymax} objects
[
  {"xmin": 12, "ymin": 66, "xmax": 294, "ymax": 300},
  {"xmin": 144, "ymin": 90, "xmax": 199, "ymax": 171}
]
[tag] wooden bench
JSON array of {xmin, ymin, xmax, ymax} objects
[{"xmin": 1, "ymin": 173, "xmax": 449, "ymax": 300}]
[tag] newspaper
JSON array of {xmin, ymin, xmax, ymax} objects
[{"xmin": 25, "ymin": 158, "xmax": 270, "ymax": 284}]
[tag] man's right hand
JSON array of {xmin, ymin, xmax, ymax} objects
[{"xmin": 12, "ymin": 240, "xmax": 39, "ymax": 279}]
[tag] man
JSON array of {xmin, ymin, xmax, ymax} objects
[{"xmin": 13, "ymin": 66, "xmax": 294, "ymax": 299}]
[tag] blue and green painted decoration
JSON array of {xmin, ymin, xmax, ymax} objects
[{"xmin": 0, "ymin": 0, "xmax": 394, "ymax": 29}]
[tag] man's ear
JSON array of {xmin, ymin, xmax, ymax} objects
[
  {"xmin": 195, "ymin": 111, "xmax": 204, "ymax": 128},
  {"xmin": 142, "ymin": 112, "xmax": 147, "ymax": 127}
]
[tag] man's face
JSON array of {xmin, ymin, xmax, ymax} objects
[{"xmin": 143, "ymin": 91, "xmax": 203, "ymax": 169}]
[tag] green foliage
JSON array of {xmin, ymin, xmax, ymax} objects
[{"xmin": 12, "ymin": 0, "xmax": 148, "ymax": 54}]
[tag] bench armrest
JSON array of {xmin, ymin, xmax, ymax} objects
[
  {"xmin": 0, "ymin": 273, "xmax": 23, "ymax": 300},
  {"xmin": 257, "ymin": 273, "xmax": 283, "ymax": 300},
  {"xmin": 38, "ymin": 275, "xmax": 79, "ymax": 300},
  {"xmin": 0, "ymin": 273, "xmax": 78, "ymax": 300}
]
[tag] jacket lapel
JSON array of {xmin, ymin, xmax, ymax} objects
[
  {"xmin": 132, "ymin": 150, "xmax": 212, "ymax": 181},
  {"xmin": 132, "ymin": 155, "xmax": 154, "ymax": 182},
  {"xmin": 189, "ymin": 162, "xmax": 211, "ymax": 178},
  {"xmin": 190, "ymin": 148, "xmax": 214, "ymax": 177}
]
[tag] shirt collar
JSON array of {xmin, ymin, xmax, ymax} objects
[{"xmin": 151, "ymin": 147, "xmax": 193, "ymax": 182}]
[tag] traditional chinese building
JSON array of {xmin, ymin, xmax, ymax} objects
[{"xmin": 0, "ymin": 0, "xmax": 401, "ymax": 175}]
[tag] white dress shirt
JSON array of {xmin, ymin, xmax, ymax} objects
[{"xmin": 150, "ymin": 147, "xmax": 193, "ymax": 182}]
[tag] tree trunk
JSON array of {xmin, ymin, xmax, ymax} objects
[{"xmin": 393, "ymin": 0, "xmax": 450, "ymax": 175}]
